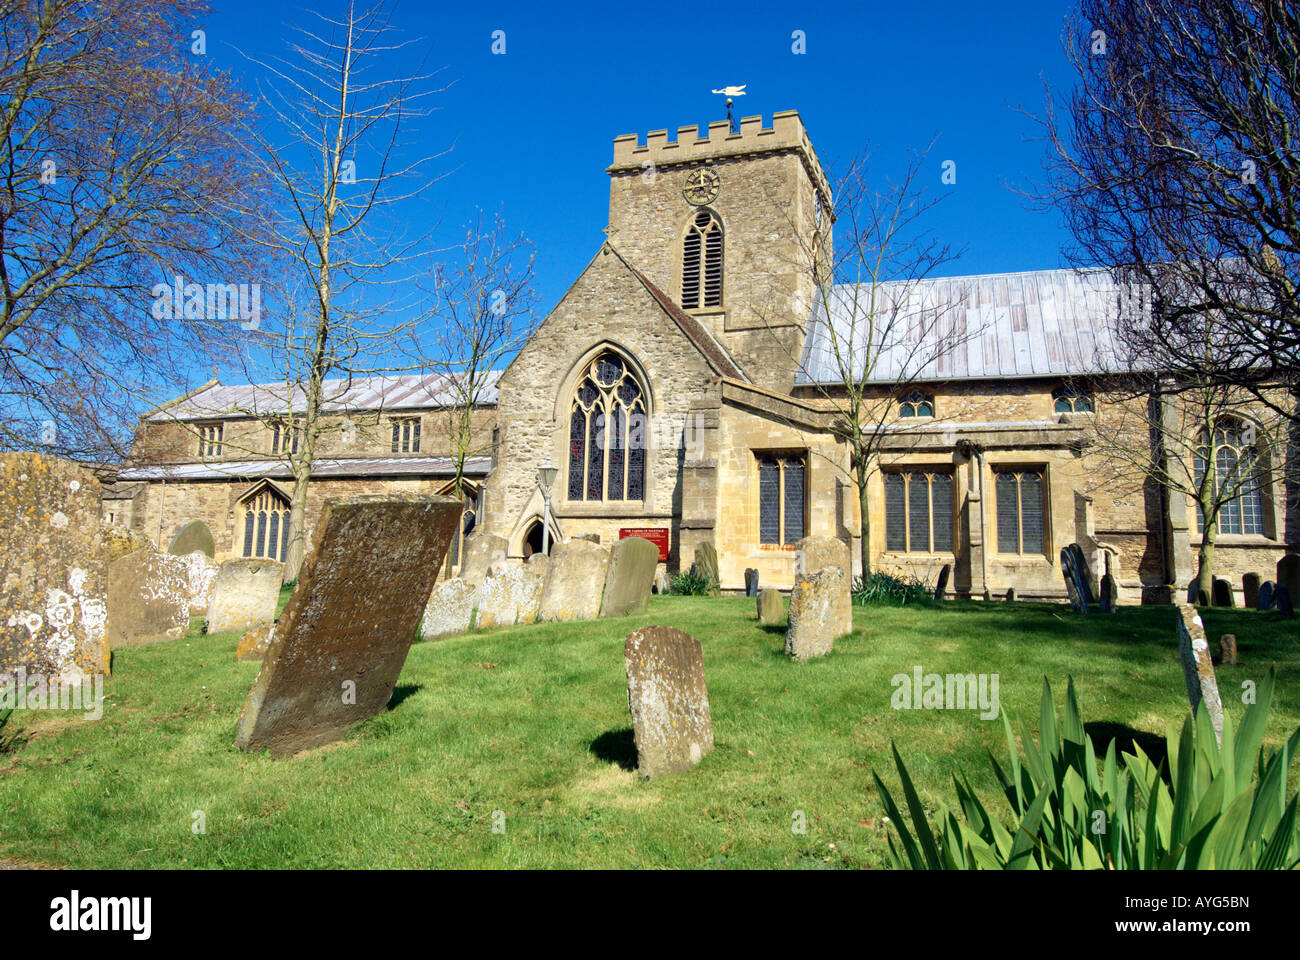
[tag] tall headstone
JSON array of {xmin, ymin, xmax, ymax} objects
[
  {"xmin": 538, "ymin": 539, "xmax": 609, "ymax": 622},
  {"xmin": 793, "ymin": 536, "xmax": 852, "ymax": 636},
  {"xmin": 419, "ymin": 579, "xmax": 475, "ymax": 640},
  {"xmin": 1219, "ymin": 634, "xmax": 1238, "ymax": 667},
  {"xmin": 785, "ymin": 567, "xmax": 847, "ymax": 662},
  {"xmin": 474, "ymin": 562, "xmax": 544, "ymax": 628},
  {"xmin": 600, "ymin": 536, "xmax": 659, "ymax": 618},
  {"xmin": 459, "ymin": 532, "xmax": 507, "ymax": 586},
  {"xmin": 179, "ymin": 551, "xmax": 219, "ymax": 614},
  {"xmin": 1242, "ymin": 573, "xmax": 1261, "ymax": 610},
  {"xmin": 1276, "ymin": 554, "xmax": 1300, "ymax": 605},
  {"xmin": 757, "ymin": 588, "xmax": 784, "ymax": 625},
  {"xmin": 206, "ymin": 559, "xmax": 282, "ymax": 635},
  {"xmin": 1060, "ymin": 547, "xmax": 1090, "ymax": 613},
  {"xmin": 624, "ymin": 626, "xmax": 714, "ymax": 778},
  {"xmin": 1100, "ymin": 573, "xmax": 1118, "ymax": 613},
  {"xmin": 933, "ymin": 564, "xmax": 951, "ymax": 601},
  {"xmin": 235, "ymin": 495, "xmax": 461, "ymax": 757},
  {"xmin": 1175, "ymin": 604, "xmax": 1224, "ymax": 743},
  {"xmin": 1066, "ymin": 544, "xmax": 1096, "ymax": 604},
  {"xmin": 744, "ymin": 568, "xmax": 759, "ymax": 597},
  {"xmin": 692, "ymin": 542, "xmax": 720, "ymax": 595},
  {"xmin": 1257, "ymin": 580, "xmax": 1276, "ymax": 611},
  {"xmin": 0, "ymin": 453, "xmax": 110, "ymax": 678},
  {"xmin": 168, "ymin": 520, "xmax": 215, "ymax": 558},
  {"xmin": 105, "ymin": 548, "xmax": 191, "ymax": 646},
  {"xmin": 1276, "ymin": 583, "xmax": 1294, "ymax": 618},
  {"xmin": 1211, "ymin": 577, "xmax": 1235, "ymax": 607}
]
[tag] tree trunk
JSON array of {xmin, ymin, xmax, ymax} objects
[
  {"xmin": 282, "ymin": 464, "xmax": 311, "ymax": 583},
  {"xmin": 857, "ymin": 469, "xmax": 872, "ymax": 583},
  {"xmin": 1195, "ymin": 529, "xmax": 1215, "ymax": 605}
]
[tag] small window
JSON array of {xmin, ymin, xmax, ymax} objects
[
  {"xmin": 272, "ymin": 420, "xmax": 300, "ymax": 455},
  {"xmin": 1052, "ymin": 384, "xmax": 1093, "ymax": 413},
  {"xmin": 197, "ymin": 422, "xmax": 223, "ymax": 458},
  {"xmin": 391, "ymin": 417, "xmax": 421, "ymax": 454},
  {"xmin": 899, "ymin": 391, "xmax": 935, "ymax": 418},
  {"xmin": 995, "ymin": 469, "xmax": 1045, "ymax": 555},
  {"xmin": 884, "ymin": 471, "xmax": 954, "ymax": 553},
  {"xmin": 757, "ymin": 454, "xmax": 806, "ymax": 546}
]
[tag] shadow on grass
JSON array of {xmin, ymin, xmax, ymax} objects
[
  {"xmin": 386, "ymin": 684, "xmax": 423, "ymax": 712},
  {"xmin": 590, "ymin": 727, "xmax": 637, "ymax": 772},
  {"xmin": 1084, "ymin": 721, "xmax": 1169, "ymax": 776}
]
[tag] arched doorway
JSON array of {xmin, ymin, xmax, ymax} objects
[{"xmin": 521, "ymin": 516, "xmax": 559, "ymax": 558}]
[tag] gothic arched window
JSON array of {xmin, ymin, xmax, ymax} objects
[
  {"xmin": 1195, "ymin": 419, "xmax": 1265, "ymax": 536},
  {"xmin": 682, "ymin": 210, "xmax": 723, "ymax": 309},
  {"xmin": 241, "ymin": 485, "xmax": 290, "ymax": 561},
  {"xmin": 1052, "ymin": 384, "xmax": 1093, "ymax": 413},
  {"xmin": 567, "ymin": 353, "xmax": 647, "ymax": 502},
  {"xmin": 899, "ymin": 391, "xmax": 935, "ymax": 418}
]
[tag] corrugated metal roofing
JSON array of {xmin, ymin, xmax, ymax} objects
[
  {"xmin": 116, "ymin": 456, "xmax": 494, "ymax": 482},
  {"xmin": 796, "ymin": 267, "xmax": 1130, "ymax": 385},
  {"xmin": 149, "ymin": 371, "xmax": 502, "ymax": 422}
]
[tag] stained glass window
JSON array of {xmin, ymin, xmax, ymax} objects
[
  {"xmin": 996, "ymin": 469, "xmax": 1045, "ymax": 555},
  {"xmin": 1195, "ymin": 420, "xmax": 1266, "ymax": 536},
  {"xmin": 757, "ymin": 454, "xmax": 806, "ymax": 546},
  {"xmin": 884, "ymin": 471, "xmax": 954, "ymax": 554},
  {"xmin": 1052, "ymin": 384, "xmax": 1093, "ymax": 413},
  {"xmin": 885, "ymin": 473, "xmax": 906, "ymax": 551},
  {"xmin": 242, "ymin": 487, "xmax": 290, "ymax": 560},
  {"xmin": 783, "ymin": 460, "xmax": 805, "ymax": 543},
  {"xmin": 758, "ymin": 459, "xmax": 780, "ymax": 544},
  {"xmin": 566, "ymin": 353, "xmax": 649, "ymax": 502},
  {"xmin": 899, "ymin": 391, "xmax": 935, "ymax": 418}
]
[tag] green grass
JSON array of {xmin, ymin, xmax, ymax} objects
[{"xmin": 1, "ymin": 596, "xmax": 1297, "ymax": 869}]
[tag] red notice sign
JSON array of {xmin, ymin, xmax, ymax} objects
[{"xmin": 620, "ymin": 527, "xmax": 669, "ymax": 562}]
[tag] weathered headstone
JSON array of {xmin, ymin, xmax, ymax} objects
[
  {"xmin": 1005, "ymin": 587, "xmax": 1017, "ymax": 603},
  {"xmin": 600, "ymin": 536, "xmax": 659, "ymax": 618},
  {"xmin": 1257, "ymin": 580, "xmax": 1276, "ymax": 611},
  {"xmin": 525, "ymin": 552, "xmax": 550, "ymax": 578},
  {"xmin": 785, "ymin": 567, "xmax": 847, "ymax": 662},
  {"xmin": 205, "ymin": 559, "xmax": 282, "ymax": 635},
  {"xmin": 573, "ymin": 532, "xmax": 601, "ymax": 544},
  {"xmin": 1066, "ymin": 544, "xmax": 1096, "ymax": 604},
  {"xmin": 538, "ymin": 538, "xmax": 609, "ymax": 622},
  {"xmin": 757, "ymin": 588, "xmax": 784, "ymax": 625},
  {"xmin": 794, "ymin": 537, "xmax": 852, "ymax": 637},
  {"xmin": 459, "ymin": 532, "xmax": 507, "ymax": 586},
  {"xmin": 0, "ymin": 452, "xmax": 110, "ymax": 678},
  {"xmin": 624, "ymin": 625, "xmax": 713, "ymax": 778},
  {"xmin": 179, "ymin": 550, "xmax": 219, "ymax": 614},
  {"xmin": 419, "ymin": 579, "xmax": 475, "ymax": 640},
  {"xmin": 933, "ymin": 564, "xmax": 951, "ymax": 601},
  {"xmin": 236, "ymin": 623, "xmax": 274, "ymax": 662},
  {"xmin": 105, "ymin": 548, "xmax": 191, "ymax": 646},
  {"xmin": 1175, "ymin": 604, "xmax": 1224, "ymax": 743},
  {"xmin": 1242, "ymin": 573, "xmax": 1261, "ymax": 610},
  {"xmin": 1060, "ymin": 546, "xmax": 1090, "ymax": 613},
  {"xmin": 1100, "ymin": 573, "xmax": 1118, "ymax": 613},
  {"xmin": 744, "ymin": 568, "xmax": 759, "ymax": 597},
  {"xmin": 235, "ymin": 495, "xmax": 461, "ymax": 757},
  {"xmin": 652, "ymin": 566, "xmax": 671, "ymax": 595},
  {"xmin": 1276, "ymin": 583, "xmax": 1294, "ymax": 618},
  {"xmin": 1211, "ymin": 577, "xmax": 1235, "ymax": 608},
  {"xmin": 103, "ymin": 525, "xmax": 154, "ymax": 562},
  {"xmin": 168, "ymin": 520, "xmax": 215, "ymax": 558},
  {"xmin": 1219, "ymin": 634, "xmax": 1238, "ymax": 666},
  {"xmin": 475, "ymin": 562, "xmax": 544, "ymax": 628},
  {"xmin": 692, "ymin": 542, "xmax": 721, "ymax": 594},
  {"xmin": 1277, "ymin": 554, "xmax": 1300, "ymax": 605}
]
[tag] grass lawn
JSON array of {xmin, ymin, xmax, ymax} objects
[{"xmin": 1, "ymin": 594, "xmax": 1297, "ymax": 869}]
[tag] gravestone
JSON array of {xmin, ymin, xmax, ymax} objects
[
  {"xmin": 168, "ymin": 520, "xmax": 214, "ymax": 558},
  {"xmin": 1066, "ymin": 544, "xmax": 1096, "ymax": 604},
  {"xmin": 103, "ymin": 524, "xmax": 154, "ymax": 562},
  {"xmin": 1175, "ymin": 604, "xmax": 1224, "ymax": 743},
  {"xmin": 1277, "ymin": 554, "xmax": 1300, "ymax": 604},
  {"xmin": 652, "ymin": 566, "xmax": 671, "ymax": 595},
  {"xmin": 573, "ymin": 532, "xmax": 601, "ymax": 544},
  {"xmin": 744, "ymin": 568, "xmax": 759, "ymax": 597},
  {"xmin": 475, "ymin": 562, "xmax": 544, "ymax": 628},
  {"xmin": 1100, "ymin": 573, "xmax": 1118, "ymax": 613},
  {"xmin": 1219, "ymin": 634, "xmax": 1238, "ymax": 666},
  {"xmin": 538, "ymin": 538, "xmax": 609, "ymax": 622},
  {"xmin": 1005, "ymin": 587, "xmax": 1016, "ymax": 602},
  {"xmin": 236, "ymin": 623, "xmax": 274, "ymax": 662},
  {"xmin": 459, "ymin": 532, "xmax": 507, "ymax": 586},
  {"xmin": 785, "ymin": 567, "xmax": 847, "ymax": 662},
  {"xmin": 692, "ymin": 542, "xmax": 721, "ymax": 594},
  {"xmin": 1276, "ymin": 583, "xmax": 1294, "ymax": 618},
  {"xmin": 525, "ymin": 552, "xmax": 550, "ymax": 578},
  {"xmin": 1243, "ymin": 573, "xmax": 1261, "ymax": 610},
  {"xmin": 105, "ymin": 548, "xmax": 191, "ymax": 646},
  {"xmin": 419, "ymin": 579, "xmax": 475, "ymax": 640},
  {"xmin": 1060, "ymin": 547, "xmax": 1090, "ymax": 613},
  {"xmin": 179, "ymin": 551, "xmax": 219, "ymax": 614},
  {"xmin": 1211, "ymin": 577, "xmax": 1235, "ymax": 608},
  {"xmin": 235, "ymin": 495, "xmax": 461, "ymax": 757},
  {"xmin": 794, "ymin": 536, "xmax": 852, "ymax": 637},
  {"xmin": 0, "ymin": 452, "xmax": 111, "ymax": 679},
  {"xmin": 933, "ymin": 564, "xmax": 951, "ymax": 601},
  {"xmin": 624, "ymin": 625, "xmax": 714, "ymax": 778},
  {"xmin": 206, "ymin": 559, "xmax": 282, "ymax": 635},
  {"xmin": 1257, "ymin": 580, "xmax": 1276, "ymax": 611},
  {"xmin": 757, "ymin": 588, "xmax": 784, "ymax": 625},
  {"xmin": 600, "ymin": 536, "xmax": 659, "ymax": 618}
]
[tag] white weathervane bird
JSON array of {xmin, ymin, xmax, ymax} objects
[{"xmin": 712, "ymin": 85, "xmax": 747, "ymax": 131}]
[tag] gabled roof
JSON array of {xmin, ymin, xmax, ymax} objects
[
  {"xmin": 147, "ymin": 371, "xmax": 502, "ymax": 423},
  {"xmin": 797, "ymin": 267, "xmax": 1129, "ymax": 385}
]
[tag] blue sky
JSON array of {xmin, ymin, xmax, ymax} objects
[{"xmin": 206, "ymin": 0, "xmax": 1081, "ymax": 352}]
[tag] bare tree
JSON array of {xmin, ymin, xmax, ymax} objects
[
  {"xmin": 423, "ymin": 210, "xmax": 537, "ymax": 499},
  {"xmin": 237, "ymin": 1, "xmax": 449, "ymax": 580},
  {"xmin": 0, "ymin": 0, "xmax": 267, "ymax": 460}
]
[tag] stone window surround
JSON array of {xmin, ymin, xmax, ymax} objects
[
  {"xmin": 988, "ymin": 460, "xmax": 1051, "ymax": 559},
  {"xmin": 753, "ymin": 448, "xmax": 808, "ymax": 548},
  {"xmin": 674, "ymin": 206, "xmax": 726, "ymax": 316},
  {"xmin": 882, "ymin": 467, "xmax": 957, "ymax": 557}
]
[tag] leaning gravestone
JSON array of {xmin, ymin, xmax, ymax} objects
[
  {"xmin": 419, "ymin": 579, "xmax": 475, "ymax": 640},
  {"xmin": 538, "ymin": 538, "xmax": 609, "ymax": 622},
  {"xmin": 785, "ymin": 567, "xmax": 847, "ymax": 662},
  {"xmin": 600, "ymin": 537, "xmax": 659, "ymax": 618},
  {"xmin": 933, "ymin": 564, "xmax": 951, "ymax": 601},
  {"xmin": 1276, "ymin": 584, "xmax": 1294, "ymax": 618},
  {"xmin": 235, "ymin": 495, "xmax": 461, "ymax": 757},
  {"xmin": 744, "ymin": 568, "xmax": 759, "ymax": 597},
  {"xmin": 692, "ymin": 542, "xmax": 721, "ymax": 595},
  {"xmin": 0, "ymin": 452, "xmax": 111, "ymax": 678},
  {"xmin": 168, "ymin": 520, "xmax": 215, "ymax": 558},
  {"xmin": 236, "ymin": 623, "xmax": 275, "ymax": 662},
  {"xmin": 1060, "ymin": 547, "xmax": 1090, "ymax": 613},
  {"xmin": 1211, "ymin": 577, "xmax": 1235, "ymax": 607},
  {"xmin": 1257, "ymin": 580, "xmax": 1276, "ymax": 611},
  {"xmin": 1276, "ymin": 555, "xmax": 1300, "ymax": 605},
  {"xmin": 179, "ymin": 551, "xmax": 219, "ymax": 614},
  {"xmin": 1242, "ymin": 573, "xmax": 1261, "ymax": 610},
  {"xmin": 1100, "ymin": 574, "xmax": 1118, "ymax": 613},
  {"xmin": 474, "ymin": 562, "xmax": 544, "ymax": 628},
  {"xmin": 757, "ymin": 588, "xmax": 784, "ymax": 625},
  {"xmin": 624, "ymin": 625, "xmax": 714, "ymax": 778},
  {"xmin": 459, "ymin": 532, "xmax": 507, "ymax": 586},
  {"xmin": 1175, "ymin": 604, "xmax": 1224, "ymax": 743},
  {"xmin": 525, "ymin": 552, "xmax": 550, "ymax": 578},
  {"xmin": 794, "ymin": 537, "xmax": 852, "ymax": 637},
  {"xmin": 652, "ymin": 567, "xmax": 671, "ymax": 595},
  {"xmin": 206, "ymin": 559, "xmax": 282, "ymax": 635},
  {"xmin": 105, "ymin": 548, "xmax": 191, "ymax": 646},
  {"xmin": 1066, "ymin": 544, "xmax": 1096, "ymax": 604}
]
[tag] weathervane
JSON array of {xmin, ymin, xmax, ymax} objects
[{"xmin": 711, "ymin": 84, "xmax": 746, "ymax": 132}]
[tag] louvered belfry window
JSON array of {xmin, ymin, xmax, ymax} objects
[
  {"xmin": 567, "ymin": 352, "xmax": 648, "ymax": 502},
  {"xmin": 757, "ymin": 454, "xmax": 806, "ymax": 546},
  {"xmin": 995, "ymin": 469, "xmax": 1045, "ymax": 555},
  {"xmin": 884, "ymin": 471, "xmax": 954, "ymax": 553},
  {"xmin": 682, "ymin": 210, "xmax": 723, "ymax": 309}
]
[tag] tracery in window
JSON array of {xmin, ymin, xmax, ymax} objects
[{"xmin": 567, "ymin": 352, "xmax": 647, "ymax": 501}]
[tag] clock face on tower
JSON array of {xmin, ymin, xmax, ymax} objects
[{"xmin": 683, "ymin": 168, "xmax": 720, "ymax": 206}]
